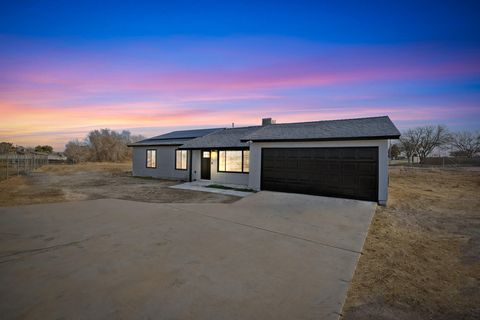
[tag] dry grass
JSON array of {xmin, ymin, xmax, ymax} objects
[
  {"xmin": 0, "ymin": 175, "xmax": 65, "ymax": 206},
  {"xmin": 343, "ymin": 167, "xmax": 480, "ymax": 320},
  {"xmin": 0, "ymin": 162, "xmax": 132, "ymax": 206},
  {"xmin": 0, "ymin": 161, "xmax": 238, "ymax": 207},
  {"xmin": 37, "ymin": 162, "xmax": 131, "ymax": 174}
]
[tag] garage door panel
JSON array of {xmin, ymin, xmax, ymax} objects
[
  {"xmin": 342, "ymin": 162, "xmax": 357, "ymax": 172},
  {"xmin": 327, "ymin": 149, "xmax": 341, "ymax": 159},
  {"xmin": 357, "ymin": 162, "xmax": 376, "ymax": 173},
  {"xmin": 357, "ymin": 148, "xmax": 377, "ymax": 160},
  {"xmin": 261, "ymin": 147, "xmax": 378, "ymax": 202},
  {"xmin": 342, "ymin": 174, "xmax": 356, "ymax": 186},
  {"xmin": 359, "ymin": 175, "xmax": 376, "ymax": 187},
  {"xmin": 341, "ymin": 148, "xmax": 357, "ymax": 159}
]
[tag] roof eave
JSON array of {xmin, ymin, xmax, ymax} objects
[{"xmin": 240, "ymin": 135, "xmax": 401, "ymax": 143}]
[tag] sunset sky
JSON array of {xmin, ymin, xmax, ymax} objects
[{"xmin": 1, "ymin": 1, "xmax": 479, "ymax": 150}]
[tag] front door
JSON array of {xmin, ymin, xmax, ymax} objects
[{"xmin": 201, "ymin": 150, "xmax": 211, "ymax": 180}]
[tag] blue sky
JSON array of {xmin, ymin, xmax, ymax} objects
[
  {"xmin": 2, "ymin": 1, "xmax": 479, "ymax": 42},
  {"xmin": 1, "ymin": 1, "xmax": 479, "ymax": 149}
]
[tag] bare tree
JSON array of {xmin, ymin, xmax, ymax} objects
[
  {"xmin": 86, "ymin": 129, "xmax": 143, "ymax": 162},
  {"xmin": 64, "ymin": 140, "xmax": 90, "ymax": 163},
  {"xmin": 399, "ymin": 129, "xmax": 421, "ymax": 163},
  {"xmin": 416, "ymin": 125, "xmax": 451, "ymax": 163},
  {"xmin": 450, "ymin": 131, "xmax": 480, "ymax": 158},
  {"xmin": 87, "ymin": 129, "xmax": 126, "ymax": 162},
  {"xmin": 65, "ymin": 129, "xmax": 145, "ymax": 163},
  {"xmin": 130, "ymin": 134, "xmax": 146, "ymax": 143},
  {"xmin": 400, "ymin": 125, "xmax": 451, "ymax": 164}
]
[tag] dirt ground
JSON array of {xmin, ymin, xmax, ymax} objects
[
  {"xmin": 343, "ymin": 167, "xmax": 480, "ymax": 320},
  {"xmin": 0, "ymin": 162, "xmax": 238, "ymax": 207}
]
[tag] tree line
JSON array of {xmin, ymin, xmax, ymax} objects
[
  {"xmin": 64, "ymin": 129, "xmax": 145, "ymax": 163},
  {"xmin": 0, "ymin": 142, "xmax": 54, "ymax": 154},
  {"xmin": 390, "ymin": 125, "xmax": 480, "ymax": 164}
]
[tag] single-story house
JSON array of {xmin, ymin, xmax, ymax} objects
[{"xmin": 129, "ymin": 116, "xmax": 400, "ymax": 205}]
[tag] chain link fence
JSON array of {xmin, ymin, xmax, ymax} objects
[
  {"xmin": 390, "ymin": 156, "xmax": 480, "ymax": 167},
  {"xmin": 0, "ymin": 152, "xmax": 49, "ymax": 181}
]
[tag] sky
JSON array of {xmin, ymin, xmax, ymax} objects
[{"xmin": 1, "ymin": 1, "xmax": 479, "ymax": 150}]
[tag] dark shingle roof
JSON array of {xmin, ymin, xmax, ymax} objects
[
  {"xmin": 147, "ymin": 128, "xmax": 222, "ymax": 140},
  {"xmin": 241, "ymin": 116, "xmax": 400, "ymax": 142},
  {"xmin": 130, "ymin": 116, "xmax": 400, "ymax": 148},
  {"xmin": 180, "ymin": 126, "xmax": 262, "ymax": 149},
  {"xmin": 129, "ymin": 128, "xmax": 222, "ymax": 147},
  {"xmin": 128, "ymin": 138, "xmax": 192, "ymax": 147}
]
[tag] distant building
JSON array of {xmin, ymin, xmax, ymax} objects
[{"xmin": 48, "ymin": 153, "xmax": 68, "ymax": 163}]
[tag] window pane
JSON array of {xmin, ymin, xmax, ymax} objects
[
  {"xmin": 147, "ymin": 150, "xmax": 156, "ymax": 168},
  {"xmin": 225, "ymin": 150, "xmax": 242, "ymax": 172},
  {"xmin": 202, "ymin": 151, "xmax": 210, "ymax": 158},
  {"xmin": 176, "ymin": 150, "xmax": 187, "ymax": 169},
  {"xmin": 175, "ymin": 150, "xmax": 182, "ymax": 169},
  {"xmin": 218, "ymin": 151, "xmax": 226, "ymax": 171},
  {"xmin": 181, "ymin": 150, "xmax": 187, "ymax": 168},
  {"xmin": 243, "ymin": 150, "xmax": 249, "ymax": 173}
]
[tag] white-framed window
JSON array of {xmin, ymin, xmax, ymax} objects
[
  {"xmin": 146, "ymin": 149, "xmax": 156, "ymax": 168},
  {"xmin": 218, "ymin": 150, "xmax": 249, "ymax": 173},
  {"xmin": 175, "ymin": 150, "xmax": 188, "ymax": 170}
]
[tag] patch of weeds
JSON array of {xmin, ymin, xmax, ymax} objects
[
  {"xmin": 132, "ymin": 176, "xmax": 161, "ymax": 181},
  {"xmin": 206, "ymin": 184, "xmax": 256, "ymax": 193}
]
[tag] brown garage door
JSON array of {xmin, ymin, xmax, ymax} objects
[{"xmin": 261, "ymin": 147, "xmax": 378, "ymax": 202}]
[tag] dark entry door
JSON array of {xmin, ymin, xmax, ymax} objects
[
  {"xmin": 201, "ymin": 150, "xmax": 211, "ymax": 180},
  {"xmin": 261, "ymin": 147, "xmax": 378, "ymax": 202}
]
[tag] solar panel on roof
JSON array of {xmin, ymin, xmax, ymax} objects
[{"xmin": 146, "ymin": 128, "xmax": 222, "ymax": 141}]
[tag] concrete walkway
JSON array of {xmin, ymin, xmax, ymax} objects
[
  {"xmin": 0, "ymin": 192, "xmax": 375, "ymax": 319},
  {"xmin": 170, "ymin": 180, "xmax": 254, "ymax": 197}
]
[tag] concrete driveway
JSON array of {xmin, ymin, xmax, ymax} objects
[{"xmin": 0, "ymin": 191, "xmax": 375, "ymax": 320}]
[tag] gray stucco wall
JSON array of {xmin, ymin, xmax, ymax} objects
[
  {"xmin": 190, "ymin": 150, "xmax": 249, "ymax": 186},
  {"xmin": 248, "ymin": 140, "xmax": 389, "ymax": 205},
  {"xmin": 133, "ymin": 140, "xmax": 390, "ymax": 204},
  {"xmin": 191, "ymin": 150, "xmax": 201, "ymax": 180},
  {"xmin": 132, "ymin": 146, "xmax": 189, "ymax": 180}
]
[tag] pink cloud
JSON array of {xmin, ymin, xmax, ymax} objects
[{"xmin": 1, "ymin": 37, "xmax": 479, "ymax": 149}]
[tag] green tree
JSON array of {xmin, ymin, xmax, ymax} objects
[
  {"xmin": 34, "ymin": 145, "xmax": 53, "ymax": 153},
  {"xmin": 0, "ymin": 142, "xmax": 13, "ymax": 154},
  {"xmin": 389, "ymin": 144, "xmax": 401, "ymax": 160}
]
